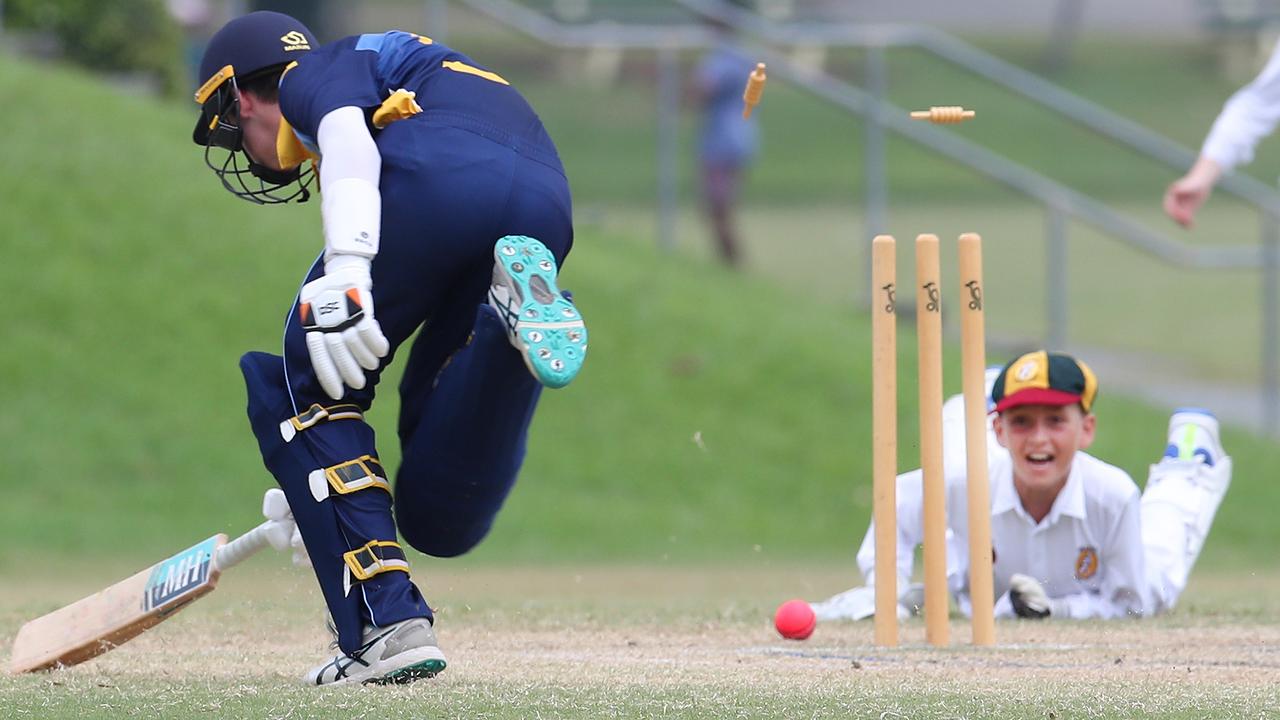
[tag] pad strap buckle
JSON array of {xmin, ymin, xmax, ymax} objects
[
  {"xmin": 307, "ymin": 455, "xmax": 390, "ymax": 502},
  {"xmin": 279, "ymin": 403, "xmax": 364, "ymax": 442},
  {"xmin": 341, "ymin": 540, "xmax": 409, "ymax": 595}
]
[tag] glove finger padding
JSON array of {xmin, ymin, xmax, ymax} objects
[
  {"xmin": 356, "ymin": 310, "xmax": 390, "ymax": 360},
  {"xmin": 344, "ymin": 325, "xmax": 380, "ymax": 370},
  {"xmin": 306, "ymin": 331, "xmax": 346, "ymax": 400},
  {"xmin": 290, "ymin": 525, "xmax": 312, "ymax": 568},
  {"xmin": 324, "ymin": 331, "xmax": 367, "ymax": 391},
  {"xmin": 1009, "ymin": 573, "xmax": 1052, "ymax": 619}
]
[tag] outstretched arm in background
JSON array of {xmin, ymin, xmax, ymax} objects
[
  {"xmin": 1163, "ymin": 156, "xmax": 1221, "ymax": 228},
  {"xmin": 1164, "ymin": 38, "xmax": 1280, "ymax": 228}
]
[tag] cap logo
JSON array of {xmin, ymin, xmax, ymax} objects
[
  {"xmin": 1014, "ymin": 359, "xmax": 1038, "ymax": 382},
  {"xmin": 281, "ymin": 31, "xmax": 311, "ymax": 52}
]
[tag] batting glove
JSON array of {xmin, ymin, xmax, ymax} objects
[
  {"xmin": 290, "ymin": 525, "xmax": 312, "ymax": 568},
  {"xmin": 298, "ymin": 256, "xmax": 390, "ymax": 400},
  {"xmin": 1008, "ymin": 573, "xmax": 1061, "ymax": 619}
]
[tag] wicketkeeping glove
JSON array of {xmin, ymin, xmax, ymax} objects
[
  {"xmin": 298, "ymin": 256, "xmax": 389, "ymax": 399},
  {"xmin": 1008, "ymin": 573, "xmax": 1054, "ymax": 619}
]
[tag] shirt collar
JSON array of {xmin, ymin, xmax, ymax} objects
[
  {"xmin": 991, "ymin": 452, "xmax": 1088, "ymax": 523},
  {"xmin": 1046, "ymin": 455, "xmax": 1087, "ymax": 522}
]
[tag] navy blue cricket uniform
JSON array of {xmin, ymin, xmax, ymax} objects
[{"xmin": 239, "ymin": 31, "xmax": 573, "ymax": 654}]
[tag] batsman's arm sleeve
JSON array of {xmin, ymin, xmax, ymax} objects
[
  {"xmin": 316, "ymin": 106, "xmax": 382, "ymax": 270},
  {"xmin": 1202, "ymin": 37, "xmax": 1280, "ymax": 172}
]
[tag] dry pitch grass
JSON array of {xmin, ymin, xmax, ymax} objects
[{"xmin": 1, "ymin": 563, "xmax": 1278, "ymax": 719}]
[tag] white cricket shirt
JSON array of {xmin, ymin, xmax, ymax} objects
[{"xmin": 856, "ymin": 438, "xmax": 1149, "ymax": 620}]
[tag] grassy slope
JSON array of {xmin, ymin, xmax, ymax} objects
[{"xmin": 0, "ymin": 55, "xmax": 1277, "ymax": 574}]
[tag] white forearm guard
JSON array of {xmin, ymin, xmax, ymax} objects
[
  {"xmin": 321, "ymin": 176, "xmax": 381, "ymax": 262},
  {"xmin": 317, "ymin": 106, "xmax": 383, "ymax": 265}
]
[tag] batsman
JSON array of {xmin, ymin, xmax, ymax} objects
[{"xmin": 190, "ymin": 12, "xmax": 586, "ymax": 684}]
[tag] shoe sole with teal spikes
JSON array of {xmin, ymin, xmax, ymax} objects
[{"xmin": 489, "ymin": 235, "xmax": 587, "ymax": 388}]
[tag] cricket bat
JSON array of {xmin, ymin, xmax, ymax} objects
[{"xmin": 8, "ymin": 490, "xmax": 293, "ymax": 674}]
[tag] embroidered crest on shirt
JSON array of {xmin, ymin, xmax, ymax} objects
[{"xmin": 1075, "ymin": 546, "xmax": 1099, "ymax": 580}]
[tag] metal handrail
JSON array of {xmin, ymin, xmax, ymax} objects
[
  {"xmin": 674, "ymin": 0, "xmax": 1280, "ymax": 213},
  {"xmin": 458, "ymin": 0, "xmax": 714, "ymax": 48},
  {"xmin": 764, "ymin": 48, "xmax": 1262, "ymax": 268},
  {"xmin": 462, "ymin": 0, "xmax": 1264, "ymax": 268}
]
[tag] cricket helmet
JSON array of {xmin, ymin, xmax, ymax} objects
[{"xmin": 192, "ymin": 11, "xmax": 318, "ymax": 204}]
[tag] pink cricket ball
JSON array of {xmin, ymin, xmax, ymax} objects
[{"xmin": 774, "ymin": 599, "xmax": 816, "ymax": 640}]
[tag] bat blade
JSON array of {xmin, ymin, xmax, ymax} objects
[{"xmin": 9, "ymin": 534, "xmax": 227, "ymax": 673}]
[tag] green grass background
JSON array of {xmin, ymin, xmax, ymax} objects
[
  {"xmin": 5, "ymin": 10, "xmax": 1280, "ymax": 718},
  {"xmin": 1, "ymin": 29, "xmax": 1278, "ymax": 574}
]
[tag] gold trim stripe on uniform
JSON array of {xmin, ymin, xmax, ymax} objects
[
  {"xmin": 442, "ymin": 60, "xmax": 509, "ymax": 86},
  {"xmin": 275, "ymin": 116, "xmax": 319, "ymax": 170}
]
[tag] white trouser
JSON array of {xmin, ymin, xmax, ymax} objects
[{"xmin": 1139, "ymin": 456, "xmax": 1232, "ymax": 613}]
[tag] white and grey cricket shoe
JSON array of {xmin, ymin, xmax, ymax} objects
[
  {"xmin": 487, "ymin": 235, "xmax": 587, "ymax": 388},
  {"xmin": 1152, "ymin": 408, "xmax": 1231, "ymax": 496},
  {"xmin": 1145, "ymin": 408, "xmax": 1232, "ymax": 563},
  {"xmin": 1164, "ymin": 407, "xmax": 1226, "ymax": 470},
  {"xmin": 303, "ymin": 617, "xmax": 447, "ymax": 686}
]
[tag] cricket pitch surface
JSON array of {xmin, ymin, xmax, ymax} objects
[{"xmin": 2, "ymin": 564, "xmax": 1277, "ymax": 719}]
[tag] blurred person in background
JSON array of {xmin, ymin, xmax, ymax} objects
[
  {"xmin": 166, "ymin": 0, "xmax": 214, "ymax": 88},
  {"xmin": 690, "ymin": 16, "xmax": 760, "ymax": 267},
  {"xmin": 1164, "ymin": 38, "xmax": 1280, "ymax": 227},
  {"xmin": 190, "ymin": 10, "xmax": 587, "ymax": 686}
]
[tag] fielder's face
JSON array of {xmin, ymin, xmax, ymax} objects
[{"xmin": 993, "ymin": 403, "xmax": 1096, "ymax": 493}]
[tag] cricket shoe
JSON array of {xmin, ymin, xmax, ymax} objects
[
  {"xmin": 488, "ymin": 235, "xmax": 587, "ymax": 388},
  {"xmin": 1145, "ymin": 408, "xmax": 1232, "ymax": 562},
  {"xmin": 303, "ymin": 617, "xmax": 447, "ymax": 686},
  {"xmin": 1163, "ymin": 407, "xmax": 1226, "ymax": 469}
]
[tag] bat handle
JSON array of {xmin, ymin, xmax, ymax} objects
[{"xmin": 214, "ymin": 521, "xmax": 274, "ymax": 570}]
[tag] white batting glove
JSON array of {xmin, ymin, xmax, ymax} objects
[
  {"xmin": 298, "ymin": 256, "xmax": 389, "ymax": 400},
  {"xmin": 260, "ymin": 488, "xmax": 313, "ymax": 568},
  {"xmin": 260, "ymin": 488, "xmax": 295, "ymax": 553},
  {"xmin": 1008, "ymin": 573, "xmax": 1063, "ymax": 619},
  {"xmin": 290, "ymin": 525, "xmax": 312, "ymax": 568}
]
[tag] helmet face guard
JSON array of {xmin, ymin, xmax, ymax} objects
[{"xmin": 194, "ymin": 65, "xmax": 313, "ymax": 205}]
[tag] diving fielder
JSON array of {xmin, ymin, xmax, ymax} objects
[
  {"xmin": 190, "ymin": 12, "xmax": 586, "ymax": 684},
  {"xmin": 814, "ymin": 352, "xmax": 1232, "ymax": 621}
]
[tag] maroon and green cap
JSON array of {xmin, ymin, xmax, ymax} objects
[{"xmin": 991, "ymin": 351, "xmax": 1098, "ymax": 413}]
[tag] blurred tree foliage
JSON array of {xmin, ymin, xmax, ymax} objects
[{"xmin": 5, "ymin": 0, "xmax": 184, "ymax": 94}]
